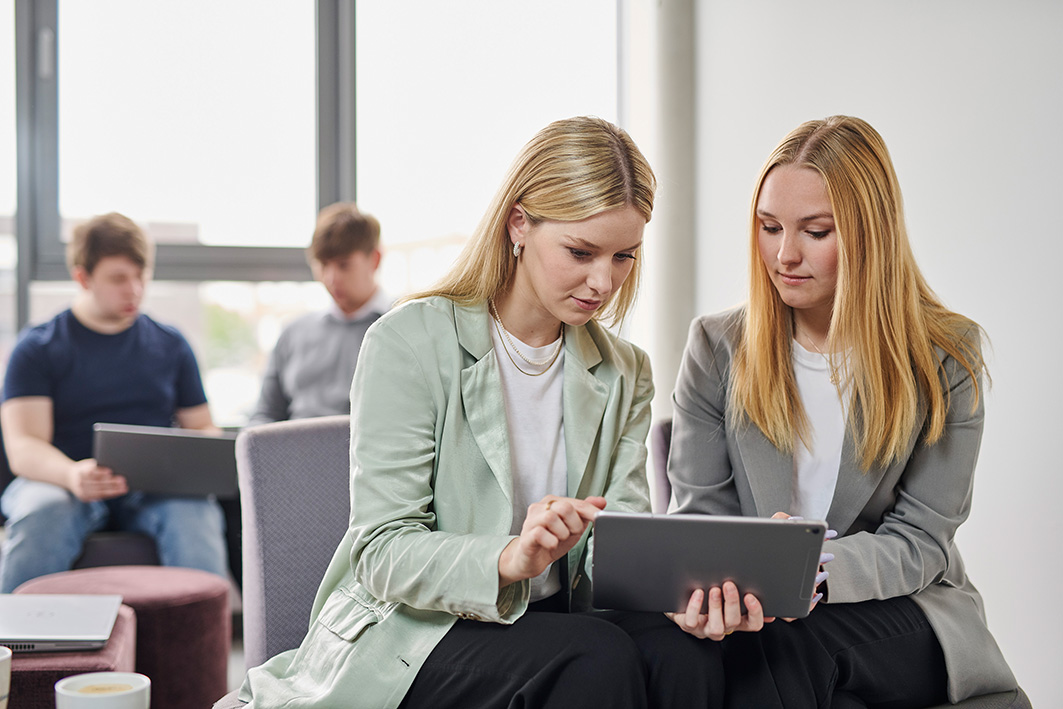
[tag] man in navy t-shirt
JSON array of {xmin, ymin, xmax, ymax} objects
[{"xmin": 0, "ymin": 212, "xmax": 228, "ymax": 592}]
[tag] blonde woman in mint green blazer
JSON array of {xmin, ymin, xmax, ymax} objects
[{"xmin": 234, "ymin": 118, "xmax": 774, "ymax": 709}]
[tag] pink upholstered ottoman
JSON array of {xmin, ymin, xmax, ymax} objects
[
  {"xmin": 9, "ymin": 603, "xmax": 136, "ymax": 709},
  {"xmin": 16, "ymin": 566, "xmax": 230, "ymax": 709}
]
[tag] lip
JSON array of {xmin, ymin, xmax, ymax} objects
[
  {"xmin": 572, "ymin": 296, "xmax": 602, "ymax": 311},
  {"xmin": 778, "ymin": 272, "xmax": 811, "ymax": 286}
]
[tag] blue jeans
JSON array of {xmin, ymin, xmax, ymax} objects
[{"xmin": 0, "ymin": 477, "xmax": 229, "ymax": 593}]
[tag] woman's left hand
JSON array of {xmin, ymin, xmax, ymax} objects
[{"xmin": 665, "ymin": 581, "xmax": 770, "ymax": 640}]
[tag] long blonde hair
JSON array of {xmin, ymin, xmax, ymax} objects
[
  {"xmin": 732, "ymin": 115, "xmax": 986, "ymax": 470},
  {"xmin": 409, "ymin": 116, "xmax": 656, "ymax": 325}
]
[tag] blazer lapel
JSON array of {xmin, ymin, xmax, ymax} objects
[
  {"xmin": 456, "ymin": 302, "xmax": 514, "ymax": 505},
  {"xmin": 562, "ymin": 324, "xmax": 609, "ymax": 498},
  {"xmin": 735, "ymin": 425, "xmax": 794, "ymax": 518},
  {"xmin": 824, "ymin": 395, "xmax": 926, "ymax": 534}
]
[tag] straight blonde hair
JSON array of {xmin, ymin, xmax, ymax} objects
[
  {"xmin": 732, "ymin": 116, "xmax": 986, "ymax": 470},
  {"xmin": 409, "ymin": 116, "xmax": 656, "ymax": 325}
]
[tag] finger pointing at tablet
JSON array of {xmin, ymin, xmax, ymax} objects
[{"xmin": 498, "ymin": 496, "xmax": 606, "ymax": 588}]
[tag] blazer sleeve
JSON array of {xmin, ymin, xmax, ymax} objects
[
  {"xmin": 346, "ymin": 317, "xmax": 521, "ymax": 623},
  {"xmin": 668, "ymin": 316, "xmax": 744, "ymax": 516},
  {"xmin": 825, "ymin": 348, "xmax": 985, "ymax": 603}
]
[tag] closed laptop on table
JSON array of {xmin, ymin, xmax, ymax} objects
[
  {"xmin": 93, "ymin": 422, "xmax": 239, "ymax": 498},
  {"xmin": 0, "ymin": 594, "xmax": 122, "ymax": 653}
]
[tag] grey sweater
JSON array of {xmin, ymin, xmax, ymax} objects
[{"xmin": 248, "ymin": 303, "xmax": 387, "ymax": 425}]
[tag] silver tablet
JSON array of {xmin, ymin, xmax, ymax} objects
[
  {"xmin": 592, "ymin": 512, "xmax": 827, "ymax": 619},
  {"xmin": 93, "ymin": 422, "xmax": 239, "ymax": 498}
]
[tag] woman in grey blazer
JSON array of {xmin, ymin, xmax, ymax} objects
[
  {"xmin": 668, "ymin": 116, "xmax": 1017, "ymax": 705},
  {"xmin": 235, "ymin": 117, "xmax": 765, "ymax": 709}
]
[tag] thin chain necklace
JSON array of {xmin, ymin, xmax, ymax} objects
[
  {"xmin": 799, "ymin": 331, "xmax": 839, "ymax": 385},
  {"xmin": 489, "ymin": 298, "xmax": 564, "ymax": 376}
]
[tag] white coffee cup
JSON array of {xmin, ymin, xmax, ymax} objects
[
  {"xmin": 0, "ymin": 645, "xmax": 11, "ymax": 709},
  {"xmin": 55, "ymin": 671, "xmax": 150, "ymax": 709}
]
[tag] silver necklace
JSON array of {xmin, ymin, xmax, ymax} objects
[
  {"xmin": 489, "ymin": 299, "xmax": 563, "ymax": 375},
  {"xmin": 800, "ymin": 332, "xmax": 839, "ymax": 385}
]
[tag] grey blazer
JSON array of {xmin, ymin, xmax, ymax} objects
[
  {"xmin": 668, "ymin": 307, "xmax": 1016, "ymax": 703},
  {"xmin": 239, "ymin": 297, "xmax": 654, "ymax": 708}
]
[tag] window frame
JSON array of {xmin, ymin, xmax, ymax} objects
[{"xmin": 13, "ymin": 0, "xmax": 357, "ymax": 328}]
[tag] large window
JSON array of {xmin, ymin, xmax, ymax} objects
[
  {"xmin": 57, "ymin": 1, "xmax": 316, "ymax": 249},
  {"xmin": 356, "ymin": 0, "xmax": 619, "ymax": 296}
]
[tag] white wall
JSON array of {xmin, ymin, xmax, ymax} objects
[{"xmin": 688, "ymin": 1, "xmax": 1061, "ymax": 702}]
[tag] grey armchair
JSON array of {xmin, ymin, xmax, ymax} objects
[
  {"xmin": 214, "ymin": 415, "xmax": 352, "ymax": 709},
  {"xmin": 650, "ymin": 418, "xmax": 1030, "ymax": 709}
]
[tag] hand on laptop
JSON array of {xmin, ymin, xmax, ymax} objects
[
  {"xmin": 667, "ymin": 581, "xmax": 768, "ymax": 640},
  {"xmin": 67, "ymin": 459, "xmax": 128, "ymax": 502}
]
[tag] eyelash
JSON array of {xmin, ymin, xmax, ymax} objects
[
  {"xmin": 760, "ymin": 225, "xmax": 831, "ymax": 239},
  {"xmin": 567, "ymin": 249, "xmax": 637, "ymax": 262}
]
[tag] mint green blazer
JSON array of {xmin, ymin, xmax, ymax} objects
[
  {"xmin": 239, "ymin": 297, "xmax": 653, "ymax": 708},
  {"xmin": 669, "ymin": 307, "xmax": 1016, "ymax": 703}
]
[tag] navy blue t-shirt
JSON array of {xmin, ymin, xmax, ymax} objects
[{"xmin": 3, "ymin": 309, "xmax": 208, "ymax": 462}]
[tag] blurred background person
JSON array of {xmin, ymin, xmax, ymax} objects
[
  {"xmin": 0, "ymin": 212, "xmax": 228, "ymax": 592},
  {"xmin": 249, "ymin": 202, "xmax": 390, "ymax": 425}
]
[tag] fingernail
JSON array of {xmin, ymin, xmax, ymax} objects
[
  {"xmin": 819, "ymin": 552, "xmax": 835, "ymax": 564},
  {"xmin": 825, "ymin": 529, "xmax": 839, "ymax": 539},
  {"xmin": 811, "ymin": 592, "xmax": 823, "ymax": 604},
  {"xmin": 815, "ymin": 571, "xmax": 829, "ymax": 586}
]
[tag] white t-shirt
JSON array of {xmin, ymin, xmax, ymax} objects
[
  {"xmin": 490, "ymin": 322, "xmax": 567, "ymax": 601},
  {"xmin": 790, "ymin": 340, "xmax": 849, "ymax": 521}
]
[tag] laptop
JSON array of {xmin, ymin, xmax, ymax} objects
[
  {"xmin": 93, "ymin": 422, "xmax": 239, "ymax": 498},
  {"xmin": 592, "ymin": 512, "xmax": 827, "ymax": 619},
  {"xmin": 0, "ymin": 594, "xmax": 123, "ymax": 653}
]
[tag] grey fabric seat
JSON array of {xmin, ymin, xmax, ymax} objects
[{"xmin": 214, "ymin": 415, "xmax": 352, "ymax": 709}]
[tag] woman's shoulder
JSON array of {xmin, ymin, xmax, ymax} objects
[
  {"xmin": 372, "ymin": 296, "xmax": 464, "ymax": 335},
  {"xmin": 688, "ymin": 305, "xmax": 746, "ymax": 356}
]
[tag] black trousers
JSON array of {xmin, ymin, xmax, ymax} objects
[
  {"xmin": 399, "ymin": 595, "xmax": 947, "ymax": 709},
  {"xmin": 616, "ymin": 595, "xmax": 949, "ymax": 709},
  {"xmin": 397, "ymin": 605, "xmax": 650, "ymax": 709}
]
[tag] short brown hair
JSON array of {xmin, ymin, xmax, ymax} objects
[
  {"xmin": 307, "ymin": 202, "xmax": 381, "ymax": 264},
  {"xmin": 67, "ymin": 212, "xmax": 153, "ymax": 274}
]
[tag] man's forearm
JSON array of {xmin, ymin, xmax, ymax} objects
[{"xmin": 6, "ymin": 435, "xmax": 76, "ymax": 489}]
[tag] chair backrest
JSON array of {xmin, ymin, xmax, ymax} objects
[
  {"xmin": 650, "ymin": 419, "xmax": 672, "ymax": 513},
  {"xmin": 236, "ymin": 415, "xmax": 352, "ymax": 669}
]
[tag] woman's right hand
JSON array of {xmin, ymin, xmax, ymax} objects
[
  {"xmin": 666, "ymin": 582, "xmax": 769, "ymax": 640},
  {"xmin": 498, "ymin": 495, "xmax": 607, "ymax": 587}
]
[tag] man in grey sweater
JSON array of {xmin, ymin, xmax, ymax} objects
[{"xmin": 249, "ymin": 203, "xmax": 391, "ymax": 425}]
